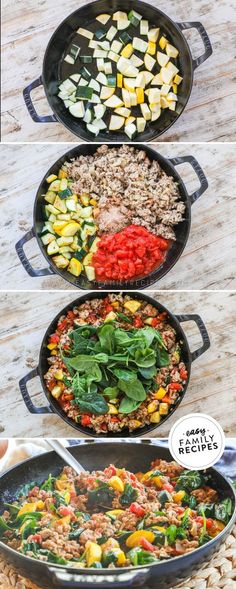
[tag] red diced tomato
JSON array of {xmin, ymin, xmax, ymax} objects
[
  {"xmin": 134, "ymin": 315, "xmax": 143, "ymax": 328},
  {"xmin": 140, "ymin": 537, "xmax": 155, "ymax": 552},
  {"xmin": 162, "ymin": 483, "xmax": 174, "ymax": 493},
  {"xmin": 169, "ymin": 382, "xmax": 183, "ymax": 391},
  {"xmin": 180, "ymin": 368, "xmax": 188, "ymax": 380},
  {"xmin": 104, "ymin": 465, "xmax": 117, "ymax": 477},
  {"xmin": 58, "ymin": 506, "xmax": 72, "ymax": 517},
  {"xmin": 129, "ymin": 503, "xmax": 145, "ymax": 517},
  {"xmin": 58, "ymin": 320, "xmax": 67, "ymax": 331},
  {"xmin": 49, "ymin": 334, "xmax": 60, "ymax": 344},
  {"xmin": 81, "ymin": 415, "xmax": 92, "ymax": 427},
  {"xmin": 30, "ymin": 534, "xmax": 42, "ymax": 544}
]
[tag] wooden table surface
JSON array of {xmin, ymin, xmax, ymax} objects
[
  {"xmin": 1, "ymin": 0, "xmax": 236, "ymax": 142},
  {"xmin": 1, "ymin": 142, "xmax": 235, "ymax": 291},
  {"xmin": 0, "ymin": 290, "xmax": 235, "ymax": 438}
]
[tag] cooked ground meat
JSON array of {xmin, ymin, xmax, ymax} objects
[
  {"xmin": 66, "ymin": 145, "xmax": 185, "ymax": 240},
  {"xmin": 0, "ymin": 461, "xmax": 229, "ymax": 569}
]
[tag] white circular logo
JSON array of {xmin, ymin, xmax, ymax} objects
[{"xmin": 168, "ymin": 413, "xmax": 225, "ymax": 470}]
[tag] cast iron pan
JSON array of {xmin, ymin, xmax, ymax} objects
[
  {"xmin": 23, "ymin": 0, "xmax": 212, "ymax": 141},
  {"xmin": 15, "ymin": 143, "xmax": 208, "ymax": 290},
  {"xmin": 19, "ymin": 291, "xmax": 210, "ymax": 437},
  {"xmin": 0, "ymin": 442, "xmax": 235, "ymax": 589}
]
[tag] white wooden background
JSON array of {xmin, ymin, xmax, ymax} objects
[
  {"xmin": 0, "ymin": 143, "xmax": 235, "ymax": 291},
  {"xmin": 0, "ymin": 290, "xmax": 235, "ymax": 438},
  {"xmin": 1, "ymin": 0, "xmax": 236, "ymax": 142}
]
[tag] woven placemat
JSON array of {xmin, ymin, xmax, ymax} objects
[{"xmin": 0, "ymin": 526, "xmax": 236, "ymax": 589}]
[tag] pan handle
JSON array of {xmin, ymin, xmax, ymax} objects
[
  {"xmin": 15, "ymin": 228, "xmax": 55, "ymax": 277},
  {"xmin": 177, "ymin": 22, "xmax": 213, "ymax": 70},
  {"xmin": 168, "ymin": 155, "xmax": 208, "ymax": 204},
  {"xmin": 19, "ymin": 368, "xmax": 53, "ymax": 414},
  {"xmin": 48, "ymin": 567, "xmax": 150, "ymax": 588},
  {"xmin": 175, "ymin": 314, "xmax": 210, "ymax": 362},
  {"xmin": 23, "ymin": 76, "xmax": 57, "ymax": 123}
]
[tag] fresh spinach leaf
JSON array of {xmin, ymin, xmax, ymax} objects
[
  {"xmin": 77, "ymin": 391, "xmax": 108, "ymax": 415},
  {"xmin": 98, "ymin": 324, "xmax": 115, "ymax": 354},
  {"xmin": 103, "ymin": 386, "xmax": 119, "ymax": 399},
  {"xmin": 134, "ymin": 348, "xmax": 156, "ymax": 368},
  {"xmin": 112, "ymin": 367, "xmax": 137, "ymax": 381},
  {"xmin": 120, "ymin": 483, "xmax": 138, "ymax": 506},
  {"xmin": 119, "ymin": 397, "xmax": 142, "ymax": 414},
  {"xmin": 118, "ymin": 378, "xmax": 146, "ymax": 401}
]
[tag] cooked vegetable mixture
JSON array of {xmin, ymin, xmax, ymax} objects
[
  {"xmin": 44, "ymin": 294, "xmax": 188, "ymax": 433},
  {"xmin": 58, "ymin": 10, "xmax": 183, "ymax": 138},
  {"xmin": 40, "ymin": 145, "xmax": 185, "ymax": 281},
  {"xmin": 0, "ymin": 459, "xmax": 232, "ymax": 568}
]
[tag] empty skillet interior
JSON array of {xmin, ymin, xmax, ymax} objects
[
  {"xmin": 42, "ymin": 0, "xmax": 193, "ymax": 142},
  {"xmin": 34, "ymin": 143, "xmax": 191, "ymax": 289},
  {"xmin": 38, "ymin": 291, "xmax": 191, "ymax": 437}
]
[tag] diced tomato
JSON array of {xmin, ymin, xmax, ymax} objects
[
  {"xmin": 180, "ymin": 368, "xmax": 188, "ymax": 380},
  {"xmin": 58, "ymin": 506, "xmax": 72, "ymax": 517},
  {"xmin": 92, "ymin": 225, "xmax": 170, "ymax": 282},
  {"xmin": 81, "ymin": 415, "xmax": 92, "ymax": 427},
  {"xmin": 67, "ymin": 310, "xmax": 75, "ymax": 320},
  {"xmin": 133, "ymin": 315, "xmax": 143, "ymax": 328},
  {"xmin": 63, "ymin": 344, "xmax": 70, "ymax": 351},
  {"xmin": 49, "ymin": 334, "xmax": 60, "ymax": 344},
  {"xmin": 58, "ymin": 319, "xmax": 68, "ymax": 331},
  {"xmin": 47, "ymin": 379, "xmax": 57, "ymax": 392},
  {"xmin": 196, "ymin": 516, "xmax": 214, "ymax": 529},
  {"xmin": 162, "ymin": 483, "xmax": 174, "ymax": 493},
  {"xmin": 140, "ymin": 537, "xmax": 155, "ymax": 552},
  {"xmin": 161, "ymin": 395, "xmax": 172, "ymax": 404},
  {"xmin": 129, "ymin": 503, "xmax": 145, "ymax": 517},
  {"xmin": 104, "ymin": 465, "xmax": 117, "ymax": 477},
  {"xmin": 101, "ymin": 423, "xmax": 108, "ymax": 431},
  {"xmin": 110, "ymin": 417, "xmax": 119, "ymax": 423},
  {"xmin": 64, "ymin": 394, "xmax": 74, "ymax": 401},
  {"xmin": 169, "ymin": 382, "xmax": 183, "ymax": 391},
  {"xmin": 30, "ymin": 534, "xmax": 42, "ymax": 544}
]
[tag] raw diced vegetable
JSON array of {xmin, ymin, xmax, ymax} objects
[
  {"xmin": 106, "ymin": 26, "xmax": 117, "ymax": 41},
  {"xmin": 77, "ymin": 28, "xmax": 94, "ymax": 40},
  {"xmin": 76, "ymin": 86, "xmax": 93, "ymax": 100},
  {"xmin": 132, "ymin": 38, "xmax": 148, "ymax": 53},
  {"xmin": 96, "ymin": 14, "xmax": 111, "ymax": 25},
  {"xmin": 125, "ymin": 122, "xmax": 137, "ymax": 140},
  {"xmin": 109, "ymin": 115, "xmax": 125, "ymax": 130}
]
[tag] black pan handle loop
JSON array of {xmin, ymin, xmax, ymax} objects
[
  {"xmin": 23, "ymin": 76, "xmax": 57, "ymax": 123},
  {"xmin": 48, "ymin": 567, "xmax": 150, "ymax": 588},
  {"xmin": 176, "ymin": 314, "xmax": 210, "ymax": 362},
  {"xmin": 169, "ymin": 155, "xmax": 208, "ymax": 204},
  {"xmin": 177, "ymin": 21, "xmax": 213, "ymax": 70},
  {"xmin": 15, "ymin": 228, "xmax": 55, "ymax": 277},
  {"xmin": 19, "ymin": 368, "xmax": 53, "ymax": 414}
]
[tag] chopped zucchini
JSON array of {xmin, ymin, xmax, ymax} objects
[
  {"xmin": 85, "ymin": 266, "xmax": 96, "ymax": 281},
  {"xmin": 95, "ymin": 28, "xmax": 106, "ymax": 40},
  {"xmin": 106, "ymin": 26, "xmax": 117, "ymax": 41},
  {"xmin": 69, "ymin": 102, "xmax": 85, "ymax": 118},
  {"xmin": 41, "ymin": 233, "xmax": 55, "ymax": 246},
  {"xmin": 110, "ymin": 40, "xmax": 122, "ymax": 53},
  {"xmin": 52, "ymin": 255, "xmax": 69, "ymax": 269},
  {"xmin": 125, "ymin": 122, "xmax": 137, "ymax": 140},
  {"xmin": 77, "ymin": 28, "xmax": 94, "ymax": 40},
  {"xmin": 96, "ymin": 14, "xmax": 111, "ymax": 25},
  {"xmin": 68, "ymin": 258, "xmax": 83, "ymax": 277},
  {"xmin": 44, "ymin": 191, "xmax": 56, "ymax": 204},
  {"xmin": 47, "ymin": 241, "xmax": 59, "ymax": 255},
  {"xmin": 109, "ymin": 115, "xmax": 125, "ymax": 130},
  {"xmin": 76, "ymin": 86, "xmax": 93, "ymax": 100},
  {"xmin": 80, "ymin": 55, "xmax": 93, "ymax": 63}
]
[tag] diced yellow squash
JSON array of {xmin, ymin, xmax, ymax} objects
[
  {"xmin": 18, "ymin": 503, "xmax": 37, "ymax": 517},
  {"xmin": 109, "ymin": 115, "xmax": 125, "ymax": 130},
  {"xmin": 147, "ymin": 400, "xmax": 159, "ymax": 414},
  {"xmin": 126, "ymin": 530, "xmax": 155, "ymax": 548},
  {"xmin": 121, "ymin": 43, "xmax": 133, "ymax": 58},
  {"xmin": 155, "ymin": 387, "xmax": 166, "ymax": 400},
  {"xmin": 59, "ymin": 178, "xmax": 68, "ymax": 191},
  {"xmin": 168, "ymin": 100, "xmax": 176, "ymax": 111},
  {"xmin": 159, "ymin": 402, "xmax": 169, "ymax": 415},
  {"xmin": 36, "ymin": 500, "xmax": 45, "ymax": 510},
  {"xmin": 174, "ymin": 74, "xmax": 183, "ymax": 85},
  {"xmin": 150, "ymin": 411, "xmax": 161, "ymax": 423},
  {"xmin": 53, "ymin": 196, "xmax": 67, "ymax": 214},
  {"xmin": 130, "ymin": 420, "xmax": 142, "ymax": 428},
  {"xmin": 148, "ymin": 28, "xmax": 160, "ymax": 42},
  {"xmin": 46, "ymin": 174, "xmax": 57, "ymax": 183},
  {"xmin": 157, "ymin": 51, "xmax": 169, "ymax": 67},
  {"xmin": 124, "ymin": 300, "xmax": 141, "ymax": 313},
  {"xmin": 109, "ymin": 476, "xmax": 124, "ymax": 493},
  {"xmin": 53, "ymin": 221, "xmax": 67, "ymax": 235},
  {"xmin": 47, "ymin": 342, "xmax": 57, "ymax": 351},
  {"xmin": 159, "ymin": 36, "xmax": 167, "ymax": 50},
  {"xmin": 173, "ymin": 490, "xmax": 186, "ymax": 503},
  {"xmin": 45, "ymin": 191, "xmax": 56, "ymax": 204},
  {"xmin": 125, "ymin": 116, "xmax": 135, "ymax": 125},
  {"xmin": 60, "ymin": 222, "xmax": 80, "ymax": 237},
  {"xmin": 161, "ymin": 96, "xmax": 170, "ymax": 109},
  {"xmin": 152, "ymin": 525, "xmax": 166, "ymax": 533},
  {"xmin": 108, "ymin": 403, "xmax": 118, "ymax": 415},
  {"xmin": 52, "ymin": 255, "xmax": 69, "ymax": 269},
  {"xmin": 106, "ymin": 509, "xmax": 125, "ymax": 517},
  {"xmin": 85, "ymin": 541, "xmax": 102, "ymax": 567},
  {"xmin": 104, "ymin": 311, "xmax": 117, "ymax": 324},
  {"xmin": 90, "ymin": 198, "xmax": 97, "ymax": 206},
  {"xmin": 68, "ymin": 257, "xmax": 82, "ymax": 277},
  {"xmin": 51, "ymin": 385, "xmax": 62, "ymax": 400},
  {"xmin": 96, "ymin": 13, "xmax": 110, "ymax": 25},
  {"xmin": 89, "ymin": 237, "xmax": 100, "ymax": 253},
  {"xmin": 115, "ymin": 549, "xmax": 126, "ymax": 565},
  {"xmin": 58, "ymin": 169, "xmax": 67, "ymax": 179},
  {"xmin": 83, "ymin": 253, "xmax": 93, "ymax": 266},
  {"xmin": 136, "ymin": 87, "xmax": 144, "ymax": 104},
  {"xmin": 152, "ymin": 475, "xmax": 163, "ymax": 488},
  {"xmin": 144, "ymin": 317, "xmax": 153, "ymax": 325},
  {"xmin": 147, "ymin": 41, "xmax": 156, "ymax": 55},
  {"xmin": 117, "ymin": 73, "xmax": 123, "ymax": 88},
  {"xmin": 85, "ymin": 266, "xmax": 95, "ymax": 281},
  {"xmin": 172, "ymin": 83, "xmax": 178, "ymax": 94},
  {"xmin": 54, "ymin": 369, "xmax": 64, "ymax": 380},
  {"xmin": 80, "ymin": 193, "xmax": 90, "ymax": 206},
  {"xmin": 47, "ymin": 241, "xmax": 59, "ymax": 255},
  {"xmin": 100, "ymin": 86, "xmax": 116, "ymax": 100},
  {"xmin": 166, "ymin": 43, "xmax": 179, "ymax": 58},
  {"xmin": 49, "ymin": 179, "xmax": 61, "ymax": 192}
]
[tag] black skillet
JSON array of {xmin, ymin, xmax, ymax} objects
[
  {"xmin": 19, "ymin": 291, "xmax": 210, "ymax": 437},
  {"xmin": 15, "ymin": 143, "xmax": 208, "ymax": 290},
  {"xmin": 23, "ymin": 0, "xmax": 212, "ymax": 141},
  {"xmin": 0, "ymin": 442, "xmax": 235, "ymax": 589}
]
